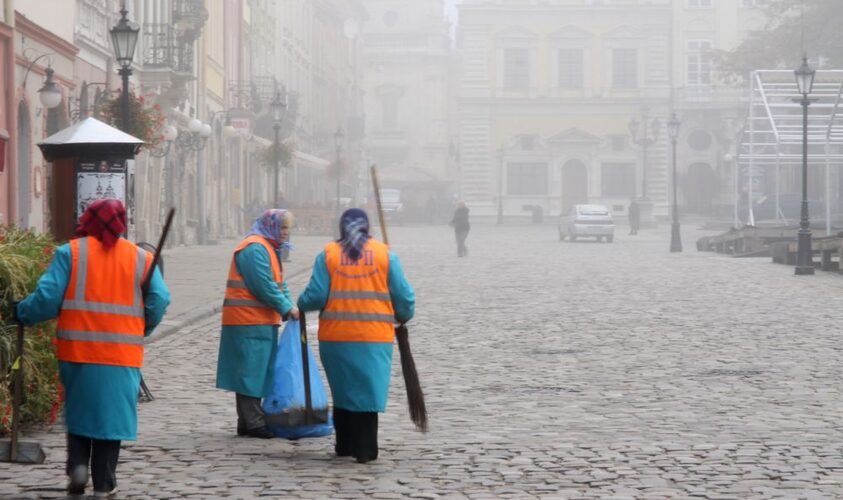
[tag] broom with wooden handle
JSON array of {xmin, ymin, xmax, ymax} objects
[{"xmin": 370, "ymin": 165, "xmax": 427, "ymax": 432}]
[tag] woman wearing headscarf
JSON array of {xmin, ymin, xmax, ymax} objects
[
  {"xmin": 216, "ymin": 208, "xmax": 299, "ymax": 438},
  {"xmin": 297, "ymin": 208, "xmax": 415, "ymax": 463},
  {"xmin": 14, "ymin": 199, "xmax": 170, "ymax": 497}
]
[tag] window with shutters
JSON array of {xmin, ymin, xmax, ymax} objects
[
  {"xmin": 601, "ymin": 163, "xmax": 636, "ymax": 197},
  {"xmin": 381, "ymin": 93, "xmax": 400, "ymax": 129},
  {"xmin": 506, "ymin": 162, "xmax": 548, "ymax": 195},
  {"xmin": 687, "ymin": 40, "xmax": 713, "ymax": 85},
  {"xmin": 503, "ymin": 48, "xmax": 530, "ymax": 90},
  {"xmin": 612, "ymin": 48, "xmax": 637, "ymax": 89},
  {"xmin": 557, "ymin": 48, "xmax": 583, "ymax": 89}
]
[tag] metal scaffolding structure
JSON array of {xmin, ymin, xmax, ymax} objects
[{"xmin": 735, "ymin": 69, "xmax": 843, "ymax": 231}]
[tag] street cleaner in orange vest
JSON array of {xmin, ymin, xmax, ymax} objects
[
  {"xmin": 216, "ymin": 208, "xmax": 299, "ymax": 438},
  {"xmin": 297, "ymin": 208, "xmax": 415, "ymax": 463},
  {"xmin": 13, "ymin": 199, "xmax": 170, "ymax": 497}
]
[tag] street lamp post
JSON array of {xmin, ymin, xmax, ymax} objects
[
  {"xmin": 628, "ymin": 110, "xmax": 660, "ymax": 227},
  {"xmin": 667, "ymin": 113, "xmax": 682, "ymax": 253},
  {"xmin": 496, "ymin": 147, "xmax": 504, "ymax": 225},
  {"xmin": 334, "ymin": 126, "xmax": 344, "ymax": 216},
  {"xmin": 794, "ymin": 55, "xmax": 816, "ymax": 275},
  {"xmin": 110, "ymin": 5, "xmax": 140, "ymax": 133},
  {"xmin": 36, "ymin": 67, "xmax": 62, "ymax": 111},
  {"xmin": 270, "ymin": 86, "xmax": 287, "ymax": 207}
]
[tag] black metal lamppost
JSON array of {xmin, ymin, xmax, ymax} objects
[
  {"xmin": 334, "ymin": 126, "xmax": 344, "ymax": 215},
  {"xmin": 110, "ymin": 5, "xmax": 140, "ymax": 133},
  {"xmin": 667, "ymin": 112, "xmax": 682, "ymax": 253},
  {"xmin": 270, "ymin": 86, "xmax": 287, "ymax": 207},
  {"xmin": 496, "ymin": 147, "xmax": 504, "ymax": 225},
  {"xmin": 628, "ymin": 110, "xmax": 660, "ymax": 201},
  {"xmin": 794, "ymin": 55, "xmax": 816, "ymax": 275}
]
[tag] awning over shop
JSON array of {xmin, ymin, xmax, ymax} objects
[{"xmin": 293, "ymin": 150, "xmax": 330, "ymax": 171}]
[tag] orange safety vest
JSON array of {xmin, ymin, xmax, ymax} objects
[
  {"xmin": 319, "ymin": 240, "xmax": 395, "ymax": 343},
  {"xmin": 56, "ymin": 237, "xmax": 152, "ymax": 368},
  {"xmin": 221, "ymin": 236, "xmax": 284, "ymax": 326}
]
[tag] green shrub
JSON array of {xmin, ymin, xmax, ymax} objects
[{"xmin": 0, "ymin": 226, "xmax": 62, "ymax": 434}]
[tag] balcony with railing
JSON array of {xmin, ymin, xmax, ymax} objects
[
  {"xmin": 172, "ymin": 0, "xmax": 208, "ymax": 40},
  {"xmin": 142, "ymin": 23, "xmax": 195, "ymax": 77}
]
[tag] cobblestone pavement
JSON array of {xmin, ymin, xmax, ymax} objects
[{"xmin": 4, "ymin": 223, "xmax": 843, "ymax": 498}]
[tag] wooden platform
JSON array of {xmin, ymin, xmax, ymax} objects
[
  {"xmin": 771, "ymin": 236, "xmax": 842, "ymax": 272},
  {"xmin": 698, "ymin": 225, "xmax": 843, "ymax": 273},
  {"xmin": 696, "ymin": 226, "xmax": 796, "ymax": 256}
]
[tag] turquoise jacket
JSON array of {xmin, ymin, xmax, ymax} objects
[
  {"xmin": 16, "ymin": 241, "xmax": 170, "ymax": 441},
  {"xmin": 297, "ymin": 247, "xmax": 414, "ymax": 412},
  {"xmin": 216, "ymin": 242, "xmax": 295, "ymax": 397}
]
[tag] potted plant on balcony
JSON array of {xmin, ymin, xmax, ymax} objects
[{"xmin": 99, "ymin": 93, "xmax": 167, "ymax": 147}]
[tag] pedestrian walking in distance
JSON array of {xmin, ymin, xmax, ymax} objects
[
  {"xmin": 450, "ymin": 201, "xmax": 470, "ymax": 257},
  {"xmin": 297, "ymin": 208, "xmax": 415, "ymax": 463},
  {"xmin": 14, "ymin": 199, "xmax": 170, "ymax": 497},
  {"xmin": 628, "ymin": 198, "xmax": 640, "ymax": 235},
  {"xmin": 216, "ymin": 209, "xmax": 299, "ymax": 439}
]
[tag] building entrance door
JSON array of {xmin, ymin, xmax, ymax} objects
[
  {"xmin": 685, "ymin": 162, "xmax": 717, "ymax": 214},
  {"xmin": 561, "ymin": 160, "xmax": 588, "ymax": 209}
]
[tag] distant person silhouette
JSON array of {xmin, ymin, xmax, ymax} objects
[
  {"xmin": 628, "ymin": 199, "xmax": 640, "ymax": 235},
  {"xmin": 450, "ymin": 201, "xmax": 470, "ymax": 257}
]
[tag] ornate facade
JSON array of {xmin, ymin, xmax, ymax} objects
[{"xmin": 457, "ymin": 0, "xmax": 673, "ymax": 220}]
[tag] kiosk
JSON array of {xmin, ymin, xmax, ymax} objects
[{"xmin": 37, "ymin": 117, "xmax": 143, "ymax": 241}]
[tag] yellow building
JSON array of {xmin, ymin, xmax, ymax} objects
[{"xmin": 457, "ymin": 0, "xmax": 673, "ymax": 221}]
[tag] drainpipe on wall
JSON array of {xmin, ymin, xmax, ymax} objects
[{"xmin": 197, "ymin": 145, "xmax": 206, "ymax": 244}]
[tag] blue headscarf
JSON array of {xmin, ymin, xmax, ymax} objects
[
  {"xmin": 337, "ymin": 208, "xmax": 371, "ymax": 261},
  {"xmin": 246, "ymin": 209, "xmax": 293, "ymax": 259}
]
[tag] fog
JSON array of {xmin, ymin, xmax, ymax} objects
[{"xmin": 10, "ymin": 0, "xmax": 839, "ymax": 243}]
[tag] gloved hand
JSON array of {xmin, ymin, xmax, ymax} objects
[{"xmin": 11, "ymin": 301, "xmax": 23, "ymax": 326}]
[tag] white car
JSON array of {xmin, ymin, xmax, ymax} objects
[{"xmin": 559, "ymin": 204, "xmax": 615, "ymax": 243}]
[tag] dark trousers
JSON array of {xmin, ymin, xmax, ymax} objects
[
  {"xmin": 66, "ymin": 433, "xmax": 120, "ymax": 493},
  {"xmin": 236, "ymin": 393, "xmax": 266, "ymax": 430},
  {"xmin": 333, "ymin": 407, "xmax": 378, "ymax": 461},
  {"xmin": 455, "ymin": 229, "xmax": 469, "ymax": 257}
]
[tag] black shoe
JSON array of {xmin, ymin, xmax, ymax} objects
[
  {"xmin": 356, "ymin": 455, "xmax": 377, "ymax": 464},
  {"xmin": 335, "ymin": 445, "xmax": 353, "ymax": 457},
  {"xmin": 246, "ymin": 426, "xmax": 275, "ymax": 439},
  {"xmin": 67, "ymin": 465, "xmax": 88, "ymax": 495},
  {"xmin": 237, "ymin": 422, "xmax": 246, "ymax": 436}
]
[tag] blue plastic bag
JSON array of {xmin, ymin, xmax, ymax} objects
[{"xmin": 262, "ymin": 319, "xmax": 334, "ymax": 439}]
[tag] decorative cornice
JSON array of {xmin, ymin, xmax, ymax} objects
[{"xmin": 15, "ymin": 11, "xmax": 79, "ymax": 60}]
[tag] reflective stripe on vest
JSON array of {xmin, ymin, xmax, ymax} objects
[
  {"xmin": 57, "ymin": 330, "xmax": 146, "ymax": 345},
  {"xmin": 226, "ymin": 279, "xmax": 284, "ymax": 290},
  {"xmin": 319, "ymin": 240, "xmax": 395, "ymax": 343},
  {"xmin": 221, "ymin": 236, "xmax": 284, "ymax": 326},
  {"xmin": 56, "ymin": 238, "xmax": 150, "ymax": 368}
]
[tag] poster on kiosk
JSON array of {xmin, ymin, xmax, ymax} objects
[{"xmin": 76, "ymin": 159, "xmax": 127, "ymax": 217}]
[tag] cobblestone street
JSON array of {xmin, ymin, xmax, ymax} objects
[{"xmin": 4, "ymin": 223, "xmax": 843, "ymax": 499}]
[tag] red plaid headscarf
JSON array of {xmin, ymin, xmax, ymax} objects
[{"xmin": 75, "ymin": 199, "xmax": 127, "ymax": 248}]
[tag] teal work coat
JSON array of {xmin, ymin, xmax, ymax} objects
[
  {"xmin": 215, "ymin": 242, "xmax": 294, "ymax": 397},
  {"xmin": 297, "ymin": 247, "xmax": 415, "ymax": 412},
  {"xmin": 16, "ymin": 241, "xmax": 170, "ymax": 441}
]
